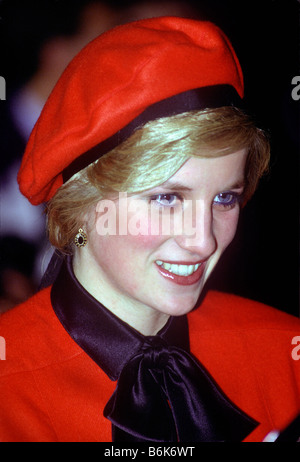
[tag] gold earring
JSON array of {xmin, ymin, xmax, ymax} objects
[{"xmin": 74, "ymin": 228, "xmax": 87, "ymax": 247}]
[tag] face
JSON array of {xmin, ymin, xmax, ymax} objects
[{"xmin": 74, "ymin": 149, "xmax": 247, "ymax": 334}]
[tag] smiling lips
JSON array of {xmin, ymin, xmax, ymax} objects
[{"xmin": 155, "ymin": 260, "xmax": 205, "ymax": 286}]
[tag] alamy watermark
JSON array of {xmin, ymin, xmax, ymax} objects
[
  {"xmin": 0, "ymin": 336, "xmax": 6, "ymax": 360},
  {"xmin": 291, "ymin": 336, "xmax": 300, "ymax": 361},
  {"xmin": 291, "ymin": 76, "xmax": 300, "ymax": 101},
  {"xmin": 95, "ymin": 193, "xmax": 208, "ymax": 245},
  {"xmin": 0, "ymin": 76, "xmax": 6, "ymax": 100}
]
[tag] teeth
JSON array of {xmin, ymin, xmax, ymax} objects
[{"xmin": 156, "ymin": 260, "xmax": 201, "ymax": 276}]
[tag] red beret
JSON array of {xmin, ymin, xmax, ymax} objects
[{"xmin": 18, "ymin": 16, "xmax": 244, "ymax": 205}]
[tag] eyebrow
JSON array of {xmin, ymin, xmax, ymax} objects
[
  {"xmin": 223, "ymin": 180, "xmax": 246, "ymax": 190},
  {"xmin": 159, "ymin": 179, "xmax": 245, "ymax": 192},
  {"xmin": 159, "ymin": 181, "xmax": 193, "ymax": 192}
]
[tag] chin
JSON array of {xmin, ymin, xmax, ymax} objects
[{"xmin": 156, "ymin": 293, "xmax": 202, "ymax": 317}]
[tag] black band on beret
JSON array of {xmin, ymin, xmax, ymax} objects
[{"xmin": 63, "ymin": 84, "xmax": 243, "ymax": 182}]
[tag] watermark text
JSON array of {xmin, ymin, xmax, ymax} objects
[
  {"xmin": 291, "ymin": 336, "xmax": 300, "ymax": 361},
  {"xmin": 0, "ymin": 76, "xmax": 6, "ymax": 100},
  {"xmin": 291, "ymin": 76, "xmax": 300, "ymax": 101},
  {"xmin": 95, "ymin": 193, "xmax": 206, "ymax": 245},
  {"xmin": 0, "ymin": 336, "xmax": 6, "ymax": 360}
]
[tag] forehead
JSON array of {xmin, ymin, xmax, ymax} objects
[{"xmin": 160, "ymin": 149, "xmax": 247, "ymax": 191}]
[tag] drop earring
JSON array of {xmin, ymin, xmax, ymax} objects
[{"xmin": 74, "ymin": 228, "xmax": 87, "ymax": 248}]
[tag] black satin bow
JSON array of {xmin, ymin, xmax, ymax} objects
[{"xmin": 104, "ymin": 336, "xmax": 258, "ymax": 442}]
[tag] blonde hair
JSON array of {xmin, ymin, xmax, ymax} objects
[{"xmin": 46, "ymin": 107, "xmax": 270, "ymax": 252}]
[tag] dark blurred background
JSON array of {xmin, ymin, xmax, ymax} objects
[{"xmin": 0, "ymin": 0, "xmax": 299, "ymax": 316}]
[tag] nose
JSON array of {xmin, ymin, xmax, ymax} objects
[{"xmin": 174, "ymin": 199, "xmax": 217, "ymax": 259}]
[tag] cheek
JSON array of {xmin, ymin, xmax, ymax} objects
[
  {"xmin": 121, "ymin": 229, "xmax": 168, "ymax": 258},
  {"xmin": 90, "ymin": 231, "xmax": 165, "ymax": 267},
  {"xmin": 124, "ymin": 207, "xmax": 168, "ymax": 249},
  {"xmin": 88, "ymin": 232, "xmax": 164, "ymax": 296},
  {"xmin": 214, "ymin": 209, "xmax": 240, "ymax": 250}
]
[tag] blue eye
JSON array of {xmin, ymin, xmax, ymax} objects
[
  {"xmin": 150, "ymin": 193, "xmax": 182, "ymax": 207},
  {"xmin": 213, "ymin": 192, "xmax": 240, "ymax": 209}
]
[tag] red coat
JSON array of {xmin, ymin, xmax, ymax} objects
[{"xmin": 0, "ymin": 287, "xmax": 299, "ymax": 442}]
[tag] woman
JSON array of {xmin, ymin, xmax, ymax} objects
[{"xmin": 0, "ymin": 16, "xmax": 299, "ymax": 442}]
